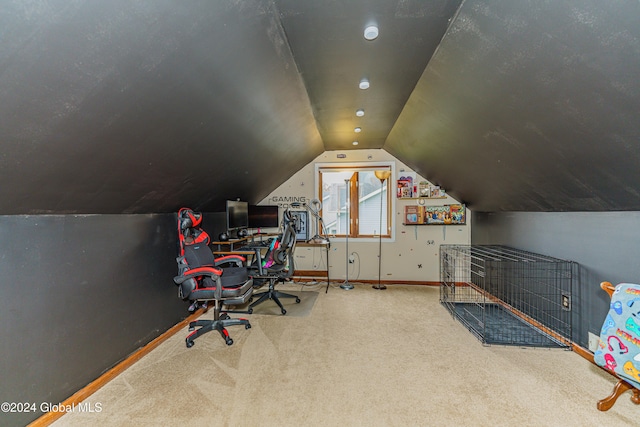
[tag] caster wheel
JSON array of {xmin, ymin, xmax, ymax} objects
[
  {"xmin": 188, "ymin": 326, "xmax": 194, "ymax": 331},
  {"xmin": 226, "ymin": 338, "xmax": 233, "ymax": 346},
  {"xmin": 295, "ymin": 298, "xmax": 301, "ymax": 303},
  {"xmin": 220, "ymin": 313, "xmax": 230, "ymax": 320},
  {"xmin": 281, "ymin": 308, "xmax": 287, "ymax": 315},
  {"xmin": 249, "ymin": 297, "xmax": 254, "ymax": 303},
  {"xmin": 245, "ymin": 323, "xmax": 251, "ymax": 329},
  {"xmin": 248, "ymin": 308, "xmax": 253, "ymax": 314},
  {"xmin": 186, "ymin": 340, "xmax": 194, "ymax": 348}
]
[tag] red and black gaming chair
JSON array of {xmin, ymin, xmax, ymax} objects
[
  {"xmin": 177, "ymin": 208, "xmax": 213, "ymax": 312},
  {"xmin": 174, "ymin": 208, "xmax": 252, "ymax": 347}
]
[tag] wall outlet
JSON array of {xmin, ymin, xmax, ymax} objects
[{"xmin": 588, "ymin": 332, "xmax": 600, "ymax": 352}]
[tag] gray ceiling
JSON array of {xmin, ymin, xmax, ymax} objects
[{"xmin": 1, "ymin": 0, "xmax": 639, "ymax": 214}]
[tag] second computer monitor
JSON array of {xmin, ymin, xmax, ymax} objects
[{"xmin": 248, "ymin": 205, "xmax": 279, "ymax": 229}]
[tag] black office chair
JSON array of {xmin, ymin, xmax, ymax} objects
[
  {"xmin": 248, "ymin": 209, "xmax": 300, "ymax": 315},
  {"xmin": 174, "ymin": 208, "xmax": 252, "ymax": 347}
]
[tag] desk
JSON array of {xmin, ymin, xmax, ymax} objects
[
  {"xmin": 294, "ymin": 241, "xmax": 330, "ymax": 293},
  {"xmin": 212, "ymin": 250, "xmax": 256, "ymax": 256},
  {"xmin": 211, "ymin": 236, "xmax": 252, "ymax": 252},
  {"xmin": 212, "ymin": 237, "xmax": 272, "ymax": 266},
  {"xmin": 211, "ymin": 233, "xmax": 276, "ymax": 252},
  {"xmin": 211, "ymin": 250, "xmax": 260, "ymax": 268}
]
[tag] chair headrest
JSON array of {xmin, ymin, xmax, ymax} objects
[{"xmin": 179, "ymin": 208, "xmax": 202, "ymax": 230}]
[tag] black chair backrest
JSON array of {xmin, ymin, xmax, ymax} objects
[
  {"xmin": 265, "ymin": 210, "xmax": 297, "ymax": 277},
  {"xmin": 177, "ymin": 207, "xmax": 210, "ymax": 257},
  {"xmin": 183, "ymin": 243, "xmax": 215, "ymax": 268}
]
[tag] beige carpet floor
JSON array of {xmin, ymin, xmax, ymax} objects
[{"xmin": 51, "ymin": 283, "xmax": 637, "ymax": 427}]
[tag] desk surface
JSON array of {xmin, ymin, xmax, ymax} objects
[
  {"xmin": 212, "ymin": 250, "xmax": 256, "ymax": 255},
  {"xmin": 211, "ymin": 234, "xmax": 278, "ymax": 246},
  {"xmin": 210, "ymin": 236, "xmax": 252, "ymax": 245},
  {"xmin": 296, "ymin": 241, "xmax": 330, "ymax": 247}
]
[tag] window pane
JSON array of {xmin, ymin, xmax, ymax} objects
[
  {"xmin": 321, "ymin": 171, "xmax": 352, "ymax": 235},
  {"xmin": 358, "ymin": 171, "xmax": 387, "ymax": 235}
]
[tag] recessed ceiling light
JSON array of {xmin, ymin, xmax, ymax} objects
[
  {"xmin": 359, "ymin": 79, "xmax": 370, "ymax": 90},
  {"xmin": 354, "ymin": 127, "xmax": 362, "ymax": 133},
  {"xmin": 356, "ymin": 109, "xmax": 365, "ymax": 117},
  {"xmin": 364, "ymin": 25, "xmax": 379, "ymax": 41},
  {"xmin": 352, "ymin": 141, "xmax": 359, "ymax": 146}
]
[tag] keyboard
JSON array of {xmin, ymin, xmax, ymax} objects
[{"xmin": 239, "ymin": 239, "xmax": 273, "ymax": 250}]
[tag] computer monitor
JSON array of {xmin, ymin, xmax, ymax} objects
[
  {"xmin": 248, "ymin": 205, "xmax": 279, "ymax": 229},
  {"xmin": 226, "ymin": 200, "xmax": 249, "ymax": 232}
]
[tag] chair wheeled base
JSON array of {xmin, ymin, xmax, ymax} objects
[
  {"xmin": 186, "ymin": 313, "xmax": 251, "ymax": 347},
  {"xmin": 184, "ymin": 290, "xmax": 253, "ymax": 347},
  {"xmin": 250, "ymin": 280, "xmax": 300, "ymax": 315}
]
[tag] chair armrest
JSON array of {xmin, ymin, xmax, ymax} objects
[
  {"xmin": 251, "ymin": 248, "xmax": 265, "ymax": 275},
  {"xmin": 173, "ymin": 266, "xmax": 223, "ymax": 284}
]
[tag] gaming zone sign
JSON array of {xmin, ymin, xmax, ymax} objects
[{"xmin": 268, "ymin": 195, "xmax": 307, "ymax": 209}]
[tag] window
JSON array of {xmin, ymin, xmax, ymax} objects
[{"xmin": 317, "ymin": 164, "xmax": 393, "ymax": 238}]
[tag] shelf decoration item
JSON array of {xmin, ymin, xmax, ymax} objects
[
  {"xmin": 404, "ymin": 205, "xmax": 425, "ymax": 224},
  {"xmin": 448, "ymin": 204, "xmax": 464, "ymax": 223},
  {"xmin": 425, "ymin": 204, "xmax": 465, "ymax": 225},
  {"xmin": 418, "ymin": 181, "xmax": 430, "ymax": 197},
  {"xmin": 404, "ymin": 204, "xmax": 466, "ymax": 225},
  {"xmin": 429, "ymin": 185, "xmax": 446, "ymax": 198},
  {"xmin": 397, "ymin": 174, "xmax": 414, "ymax": 198}
]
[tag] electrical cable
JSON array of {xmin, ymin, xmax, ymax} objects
[{"xmin": 350, "ymin": 251, "xmax": 361, "ymax": 281}]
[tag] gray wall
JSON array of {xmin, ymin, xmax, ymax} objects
[
  {"xmin": 0, "ymin": 214, "xmax": 185, "ymax": 427},
  {"xmin": 471, "ymin": 211, "xmax": 640, "ymax": 348}
]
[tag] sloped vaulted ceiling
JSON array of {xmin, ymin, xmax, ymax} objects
[
  {"xmin": 0, "ymin": 0, "xmax": 639, "ymax": 214},
  {"xmin": 385, "ymin": 0, "xmax": 640, "ymax": 211},
  {"xmin": 276, "ymin": 0, "xmax": 462, "ymax": 150},
  {"xmin": 0, "ymin": 1, "xmax": 324, "ymax": 214}
]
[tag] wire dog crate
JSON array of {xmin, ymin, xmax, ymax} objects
[{"xmin": 440, "ymin": 245, "xmax": 575, "ymax": 348}]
